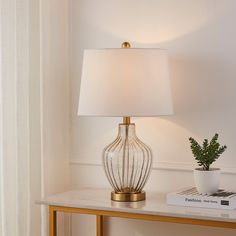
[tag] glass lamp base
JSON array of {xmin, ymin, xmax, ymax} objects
[
  {"xmin": 111, "ymin": 191, "xmax": 146, "ymax": 202},
  {"xmin": 103, "ymin": 122, "xmax": 152, "ymax": 202}
]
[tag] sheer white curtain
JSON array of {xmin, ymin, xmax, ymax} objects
[
  {"xmin": 0, "ymin": 0, "xmax": 70, "ymax": 235},
  {"xmin": 0, "ymin": 0, "xmax": 42, "ymax": 235}
]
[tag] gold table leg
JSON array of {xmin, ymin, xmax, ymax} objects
[
  {"xmin": 96, "ymin": 215, "xmax": 104, "ymax": 236},
  {"xmin": 49, "ymin": 206, "xmax": 57, "ymax": 236}
]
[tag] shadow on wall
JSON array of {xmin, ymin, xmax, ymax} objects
[
  {"xmin": 74, "ymin": 0, "xmax": 236, "ymax": 170},
  {"xmin": 131, "ymin": 4, "xmax": 236, "ymax": 166},
  {"xmin": 87, "ymin": 0, "xmax": 234, "ymax": 44}
]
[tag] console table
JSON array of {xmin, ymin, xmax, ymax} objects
[{"xmin": 38, "ymin": 188, "xmax": 236, "ymax": 236}]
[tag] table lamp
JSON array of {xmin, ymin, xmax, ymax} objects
[{"xmin": 78, "ymin": 42, "xmax": 173, "ymax": 202}]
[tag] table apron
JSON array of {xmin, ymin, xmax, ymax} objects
[{"xmin": 49, "ymin": 205, "xmax": 236, "ymax": 229}]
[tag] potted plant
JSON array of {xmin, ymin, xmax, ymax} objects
[{"xmin": 189, "ymin": 133, "xmax": 227, "ymax": 195}]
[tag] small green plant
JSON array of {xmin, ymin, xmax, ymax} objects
[{"xmin": 189, "ymin": 133, "xmax": 227, "ymax": 171}]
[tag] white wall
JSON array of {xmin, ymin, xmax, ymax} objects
[
  {"xmin": 41, "ymin": 0, "xmax": 71, "ymax": 235},
  {"xmin": 41, "ymin": 0, "xmax": 70, "ymax": 199},
  {"xmin": 70, "ymin": 0, "xmax": 236, "ymax": 235}
]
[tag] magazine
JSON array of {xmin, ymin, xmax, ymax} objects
[{"xmin": 167, "ymin": 187, "xmax": 236, "ymax": 210}]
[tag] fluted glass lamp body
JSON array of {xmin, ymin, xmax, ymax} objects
[{"xmin": 103, "ymin": 123, "xmax": 152, "ymax": 201}]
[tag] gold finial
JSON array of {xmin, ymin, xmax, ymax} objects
[
  {"xmin": 123, "ymin": 117, "xmax": 131, "ymax": 124},
  {"xmin": 121, "ymin": 42, "xmax": 131, "ymax": 48}
]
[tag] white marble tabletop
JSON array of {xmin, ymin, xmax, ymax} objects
[{"xmin": 37, "ymin": 188, "xmax": 236, "ymax": 223}]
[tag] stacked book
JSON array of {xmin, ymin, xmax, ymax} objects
[{"xmin": 167, "ymin": 187, "xmax": 236, "ymax": 210}]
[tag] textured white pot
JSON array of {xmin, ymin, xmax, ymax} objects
[{"xmin": 194, "ymin": 168, "xmax": 221, "ymax": 195}]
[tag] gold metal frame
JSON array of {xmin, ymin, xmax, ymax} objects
[{"xmin": 49, "ymin": 205, "xmax": 236, "ymax": 236}]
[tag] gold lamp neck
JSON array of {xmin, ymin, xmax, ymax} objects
[
  {"xmin": 123, "ymin": 117, "xmax": 131, "ymax": 124},
  {"xmin": 121, "ymin": 42, "xmax": 131, "ymax": 48}
]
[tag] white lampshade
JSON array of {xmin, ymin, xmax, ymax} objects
[{"xmin": 78, "ymin": 48, "xmax": 173, "ymax": 117}]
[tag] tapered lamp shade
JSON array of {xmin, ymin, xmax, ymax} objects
[{"xmin": 78, "ymin": 49, "xmax": 173, "ymax": 117}]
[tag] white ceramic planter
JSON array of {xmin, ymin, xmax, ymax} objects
[{"xmin": 194, "ymin": 168, "xmax": 221, "ymax": 195}]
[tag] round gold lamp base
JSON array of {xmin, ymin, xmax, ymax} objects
[{"xmin": 111, "ymin": 191, "xmax": 146, "ymax": 202}]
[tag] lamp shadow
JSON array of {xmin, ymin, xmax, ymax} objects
[{"xmin": 74, "ymin": 1, "xmax": 236, "ymax": 169}]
